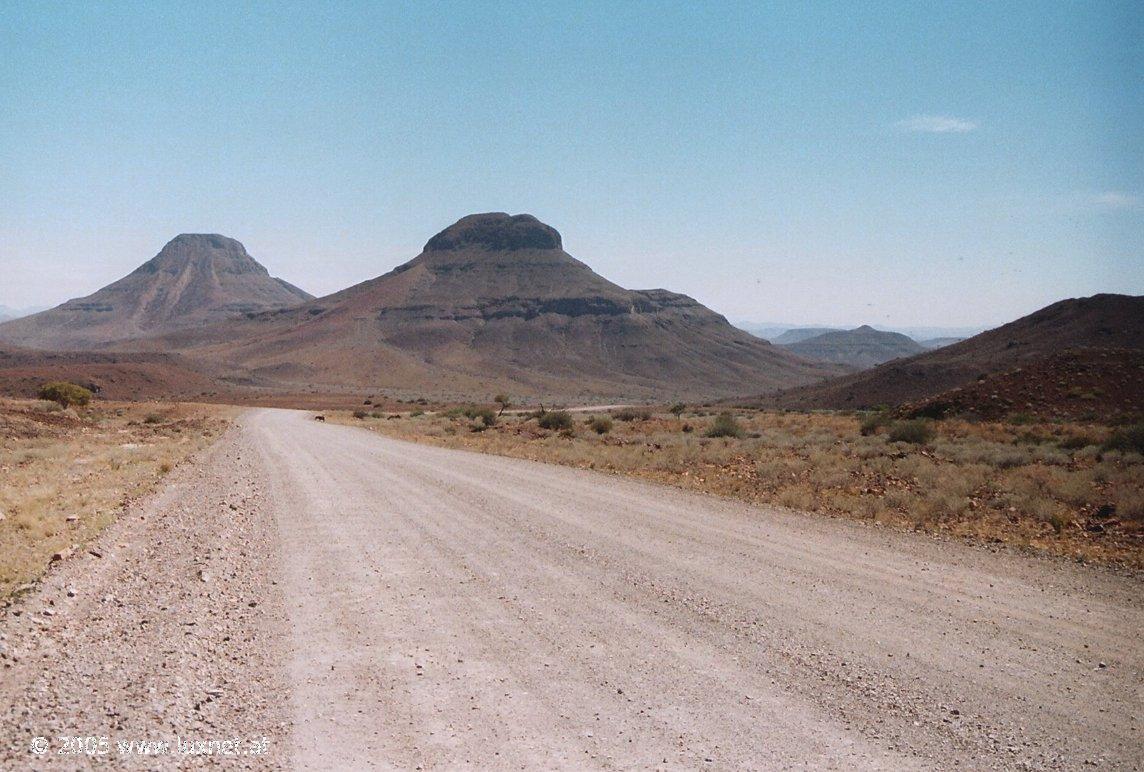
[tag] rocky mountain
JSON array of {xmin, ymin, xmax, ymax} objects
[
  {"xmin": 752, "ymin": 294, "xmax": 1144, "ymax": 410},
  {"xmin": 0, "ymin": 235, "xmax": 312, "ymax": 350},
  {"xmin": 898, "ymin": 348, "xmax": 1143, "ymax": 424},
  {"xmin": 156, "ymin": 213, "xmax": 844, "ymax": 400},
  {"xmin": 780, "ymin": 325, "xmax": 925, "ymax": 369},
  {"xmin": 770, "ymin": 327, "xmax": 841, "ymax": 345}
]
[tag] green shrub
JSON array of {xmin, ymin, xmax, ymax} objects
[
  {"xmin": 705, "ymin": 412, "xmax": 744, "ymax": 438},
  {"xmin": 1103, "ymin": 424, "xmax": 1144, "ymax": 455},
  {"xmin": 38, "ymin": 381, "xmax": 92, "ymax": 408},
  {"xmin": 668, "ymin": 403, "xmax": 687, "ymax": 416},
  {"xmin": 494, "ymin": 394, "xmax": 511, "ymax": 414},
  {"xmin": 886, "ymin": 419, "xmax": 934, "ymax": 445},
  {"xmin": 613, "ymin": 407, "xmax": 652, "ymax": 422},
  {"xmin": 587, "ymin": 416, "xmax": 613, "ymax": 434},
  {"xmin": 473, "ymin": 408, "xmax": 497, "ymax": 428},
  {"xmin": 537, "ymin": 410, "xmax": 574, "ymax": 431},
  {"xmin": 858, "ymin": 411, "xmax": 891, "ymax": 436},
  {"xmin": 410, "ymin": 409, "xmax": 425, "ymax": 417}
]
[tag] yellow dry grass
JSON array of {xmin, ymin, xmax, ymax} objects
[
  {"xmin": 0, "ymin": 398, "xmax": 234, "ymax": 596},
  {"xmin": 334, "ymin": 407, "xmax": 1144, "ymax": 569}
]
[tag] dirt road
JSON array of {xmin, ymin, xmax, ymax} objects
[{"xmin": 3, "ymin": 409, "xmax": 1141, "ymax": 769}]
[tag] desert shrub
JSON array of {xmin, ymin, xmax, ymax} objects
[
  {"xmin": 143, "ymin": 413, "xmax": 163, "ymax": 424},
  {"xmin": 668, "ymin": 403, "xmax": 687, "ymax": 416},
  {"xmin": 588, "ymin": 416, "xmax": 613, "ymax": 434},
  {"xmin": 1007, "ymin": 412, "xmax": 1036, "ymax": 426},
  {"xmin": 473, "ymin": 408, "xmax": 497, "ymax": 428},
  {"xmin": 705, "ymin": 412, "xmax": 744, "ymax": 439},
  {"xmin": 858, "ymin": 411, "xmax": 891, "ymax": 436},
  {"xmin": 1103, "ymin": 424, "xmax": 1144, "ymax": 455},
  {"xmin": 494, "ymin": 394, "xmax": 511, "ymax": 413},
  {"xmin": 613, "ymin": 407, "xmax": 652, "ymax": 422},
  {"xmin": 1058, "ymin": 434, "xmax": 1096, "ymax": 450},
  {"xmin": 410, "ymin": 409, "xmax": 425, "ymax": 417},
  {"xmin": 886, "ymin": 420, "xmax": 934, "ymax": 445},
  {"xmin": 681, "ymin": 423, "xmax": 694, "ymax": 433},
  {"xmin": 38, "ymin": 381, "xmax": 92, "ymax": 408},
  {"xmin": 352, "ymin": 409, "xmax": 368, "ymax": 419},
  {"xmin": 537, "ymin": 410, "xmax": 574, "ymax": 431}
]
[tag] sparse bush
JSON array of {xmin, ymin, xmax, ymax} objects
[
  {"xmin": 588, "ymin": 416, "xmax": 613, "ymax": 435},
  {"xmin": 668, "ymin": 403, "xmax": 687, "ymax": 416},
  {"xmin": 410, "ymin": 409, "xmax": 425, "ymax": 417},
  {"xmin": 1103, "ymin": 424, "xmax": 1144, "ymax": 455},
  {"xmin": 1058, "ymin": 434, "xmax": 1096, "ymax": 450},
  {"xmin": 886, "ymin": 419, "xmax": 934, "ymax": 445},
  {"xmin": 858, "ymin": 411, "xmax": 891, "ymax": 436},
  {"xmin": 494, "ymin": 394, "xmax": 511, "ymax": 414},
  {"xmin": 613, "ymin": 407, "xmax": 652, "ymax": 422},
  {"xmin": 681, "ymin": 423, "xmax": 694, "ymax": 433},
  {"xmin": 38, "ymin": 381, "xmax": 92, "ymax": 408},
  {"xmin": 1007, "ymin": 412, "xmax": 1036, "ymax": 426},
  {"xmin": 705, "ymin": 412, "xmax": 744, "ymax": 439},
  {"xmin": 143, "ymin": 414, "xmax": 163, "ymax": 424},
  {"xmin": 537, "ymin": 410, "xmax": 574, "ymax": 431},
  {"xmin": 473, "ymin": 408, "xmax": 497, "ymax": 428},
  {"xmin": 352, "ymin": 409, "xmax": 368, "ymax": 419}
]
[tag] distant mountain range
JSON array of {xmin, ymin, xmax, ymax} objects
[
  {"xmin": 0, "ymin": 305, "xmax": 48, "ymax": 323},
  {"xmin": 1, "ymin": 221, "xmax": 1137, "ymax": 412},
  {"xmin": 779, "ymin": 326, "xmax": 926, "ymax": 369},
  {"xmin": 0, "ymin": 215, "xmax": 844, "ymax": 401},
  {"xmin": 736, "ymin": 322, "xmax": 982, "ymax": 345},
  {"xmin": 751, "ymin": 294, "xmax": 1144, "ymax": 418}
]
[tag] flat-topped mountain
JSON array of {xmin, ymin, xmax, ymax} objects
[
  {"xmin": 0, "ymin": 234, "xmax": 312, "ymax": 350},
  {"xmin": 756, "ymin": 294, "xmax": 1144, "ymax": 410},
  {"xmin": 158, "ymin": 213, "xmax": 844, "ymax": 400},
  {"xmin": 780, "ymin": 325, "xmax": 925, "ymax": 369}
]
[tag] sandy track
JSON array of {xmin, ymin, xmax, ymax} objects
[{"xmin": 3, "ymin": 408, "xmax": 1141, "ymax": 769}]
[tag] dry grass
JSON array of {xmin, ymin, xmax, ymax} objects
[
  {"xmin": 0, "ymin": 398, "xmax": 233, "ymax": 596},
  {"xmin": 334, "ymin": 407, "xmax": 1144, "ymax": 569}
]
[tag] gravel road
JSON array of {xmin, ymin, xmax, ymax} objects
[{"xmin": 3, "ymin": 408, "xmax": 1141, "ymax": 769}]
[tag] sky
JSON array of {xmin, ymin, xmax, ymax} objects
[{"xmin": 1, "ymin": 1, "xmax": 1141, "ymax": 329}]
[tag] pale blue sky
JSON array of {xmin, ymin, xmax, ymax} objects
[{"xmin": 2, "ymin": 1, "xmax": 1140, "ymax": 327}]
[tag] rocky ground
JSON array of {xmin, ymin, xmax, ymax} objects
[{"xmin": 0, "ymin": 426, "xmax": 289, "ymax": 768}]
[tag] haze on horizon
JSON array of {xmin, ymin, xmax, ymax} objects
[{"xmin": 1, "ymin": 1, "xmax": 1140, "ymax": 330}]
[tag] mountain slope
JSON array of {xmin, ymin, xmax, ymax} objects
[
  {"xmin": 780, "ymin": 325, "xmax": 924, "ymax": 369},
  {"xmin": 157, "ymin": 213, "xmax": 843, "ymax": 400},
  {"xmin": 756, "ymin": 294, "xmax": 1144, "ymax": 410},
  {"xmin": 0, "ymin": 235, "xmax": 312, "ymax": 350},
  {"xmin": 771, "ymin": 327, "xmax": 841, "ymax": 345}
]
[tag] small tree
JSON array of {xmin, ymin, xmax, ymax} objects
[
  {"xmin": 494, "ymin": 394, "xmax": 511, "ymax": 415},
  {"xmin": 668, "ymin": 402, "xmax": 687, "ymax": 416},
  {"xmin": 38, "ymin": 381, "xmax": 92, "ymax": 408}
]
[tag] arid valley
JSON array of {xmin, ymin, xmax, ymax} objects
[{"xmin": 2, "ymin": 3, "xmax": 1141, "ymax": 769}]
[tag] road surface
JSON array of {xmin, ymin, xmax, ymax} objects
[{"xmin": 2, "ymin": 408, "xmax": 1140, "ymax": 769}]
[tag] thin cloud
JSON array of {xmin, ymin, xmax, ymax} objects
[
  {"xmin": 895, "ymin": 115, "xmax": 977, "ymax": 133},
  {"xmin": 1093, "ymin": 191, "xmax": 1143, "ymax": 210}
]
